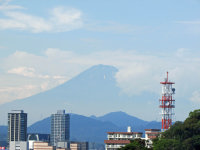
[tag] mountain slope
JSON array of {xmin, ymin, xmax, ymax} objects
[
  {"xmin": 28, "ymin": 112, "xmax": 161, "ymax": 142},
  {"xmin": 0, "ymin": 126, "xmax": 7, "ymax": 141},
  {"xmin": 28, "ymin": 113, "xmax": 121, "ymax": 143},
  {"xmin": 96, "ymin": 111, "xmax": 148, "ymax": 127},
  {"xmin": 0, "ymin": 64, "xmax": 159, "ymax": 125},
  {"xmin": 0, "ymin": 65, "xmax": 123, "ymax": 124},
  {"xmin": 92, "ymin": 111, "xmax": 161, "ymax": 133}
]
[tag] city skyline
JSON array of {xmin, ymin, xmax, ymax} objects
[{"xmin": 0, "ymin": 0, "xmax": 200, "ymax": 123}]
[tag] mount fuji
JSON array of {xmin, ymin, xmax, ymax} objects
[{"xmin": 0, "ymin": 64, "xmax": 159, "ymax": 125}]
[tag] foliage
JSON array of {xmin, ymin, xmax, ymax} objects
[
  {"xmin": 153, "ymin": 138, "xmax": 181, "ymax": 150},
  {"xmin": 153, "ymin": 109, "xmax": 200, "ymax": 150},
  {"xmin": 120, "ymin": 139, "xmax": 149, "ymax": 150}
]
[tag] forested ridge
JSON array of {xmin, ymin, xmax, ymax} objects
[{"xmin": 120, "ymin": 109, "xmax": 200, "ymax": 150}]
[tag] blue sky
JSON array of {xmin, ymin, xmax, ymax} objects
[{"xmin": 0, "ymin": 0, "xmax": 200, "ymax": 121}]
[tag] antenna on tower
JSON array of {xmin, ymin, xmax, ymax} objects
[
  {"xmin": 159, "ymin": 71, "xmax": 175, "ymax": 132},
  {"xmin": 167, "ymin": 71, "xmax": 168, "ymax": 82}
]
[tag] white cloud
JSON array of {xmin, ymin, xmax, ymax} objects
[
  {"xmin": 0, "ymin": 5, "xmax": 83, "ymax": 33},
  {"xmin": 1, "ymin": 49, "xmax": 200, "ymax": 104},
  {"xmin": 0, "ymin": 11, "xmax": 52, "ymax": 32},
  {"xmin": 0, "ymin": 0, "xmax": 24, "ymax": 11},
  {"xmin": 50, "ymin": 7, "xmax": 83, "ymax": 32},
  {"xmin": 7, "ymin": 66, "xmax": 51, "ymax": 79},
  {"xmin": 0, "ymin": 80, "xmax": 66, "ymax": 105},
  {"xmin": 0, "ymin": 4, "xmax": 24, "ymax": 10},
  {"xmin": 0, "ymin": 85, "xmax": 38, "ymax": 104},
  {"xmin": 8, "ymin": 67, "xmax": 36, "ymax": 77}
]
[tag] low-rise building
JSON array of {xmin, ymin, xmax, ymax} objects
[
  {"xmin": 144, "ymin": 129, "xmax": 161, "ymax": 148},
  {"xmin": 104, "ymin": 127, "xmax": 143, "ymax": 150},
  {"xmin": 70, "ymin": 142, "xmax": 88, "ymax": 150},
  {"xmin": 9, "ymin": 141, "xmax": 28, "ymax": 150},
  {"xmin": 28, "ymin": 133, "xmax": 50, "ymax": 150},
  {"xmin": 33, "ymin": 142, "xmax": 55, "ymax": 150},
  {"xmin": 56, "ymin": 141, "xmax": 69, "ymax": 149}
]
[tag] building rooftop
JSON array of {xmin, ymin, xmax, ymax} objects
[
  {"xmin": 10, "ymin": 110, "xmax": 24, "ymax": 113},
  {"xmin": 145, "ymin": 129, "xmax": 161, "ymax": 132},
  {"xmin": 104, "ymin": 140, "xmax": 131, "ymax": 144},
  {"xmin": 107, "ymin": 132, "xmax": 143, "ymax": 134}
]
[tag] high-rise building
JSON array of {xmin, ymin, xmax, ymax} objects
[
  {"xmin": 8, "ymin": 110, "xmax": 27, "ymax": 150},
  {"xmin": 8, "ymin": 110, "xmax": 27, "ymax": 142},
  {"xmin": 50, "ymin": 110, "xmax": 70, "ymax": 146}
]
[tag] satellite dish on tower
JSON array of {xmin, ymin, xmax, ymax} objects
[{"xmin": 172, "ymin": 88, "xmax": 175, "ymax": 94}]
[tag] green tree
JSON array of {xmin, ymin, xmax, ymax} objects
[
  {"xmin": 120, "ymin": 139, "xmax": 148, "ymax": 150},
  {"xmin": 153, "ymin": 109, "xmax": 200, "ymax": 150},
  {"xmin": 153, "ymin": 139, "xmax": 181, "ymax": 150}
]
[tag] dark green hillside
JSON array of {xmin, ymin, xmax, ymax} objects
[{"xmin": 153, "ymin": 109, "xmax": 200, "ymax": 150}]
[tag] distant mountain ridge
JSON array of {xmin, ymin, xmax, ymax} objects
[
  {"xmin": 96, "ymin": 111, "xmax": 148, "ymax": 127},
  {"xmin": 28, "ymin": 113, "xmax": 121, "ymax": 143},
  {"xmin": 91, "ymin": 111, "xmax": 161, "ymax": 133},
  {"xmin": 27, "ymin": 111, "xmax": 161, "ymax": 143},
  {"xmin": 0, "ymin": 111, "xmax": 161, "ymax": 144}
]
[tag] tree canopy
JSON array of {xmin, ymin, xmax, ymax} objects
[
  {"xmin": 153, "ymin": 109, "xmax": 200, "ymax": 150},
  {"xmin": 120, "ymin": 138, "xmax": 149, "ymax": 150},
  {"xmin": 119, "ymin": 109, "xmax": 200, "ymax": 150}
]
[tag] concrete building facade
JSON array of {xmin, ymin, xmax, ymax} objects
[
  {"xmin": 8, "ymin": 110, "xmax": 27, "ymax": 150},
  {"xmin": 8, "ymin": 110, "xmax": 27, "ymax": 142},
  {"xmin": 27, "ymin": 133, "xmax": 50, "ymax": 150},
  {"xmin": 9, "ymin": 141, "xmax": 27, "ymax": 150},
  {"xmin": 33, "ymin": 142, "xmax": 54, "ymax": 150},
  {"xmin": 70, "ymin": 142, "xmax": 88, "ymax": 150},
  {"xmin": 50, "ymin": 110, "xmax": 70, "ymax": 146},
  {"xmin": 144, "ymin": 129, "xmax": 161, "ymax": 148},
  {"xmin": 104, "ymin": 127, "xmax": 143, "ymax": 150}
]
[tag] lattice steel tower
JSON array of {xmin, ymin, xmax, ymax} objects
[{"xmin": 159, "ymin": 72, "xmax": 175, "ymax": 132}]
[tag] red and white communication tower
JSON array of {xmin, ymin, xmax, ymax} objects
[{"xmin": 159, "ymin": 72, "xmax": 175, "ymax": 132}]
